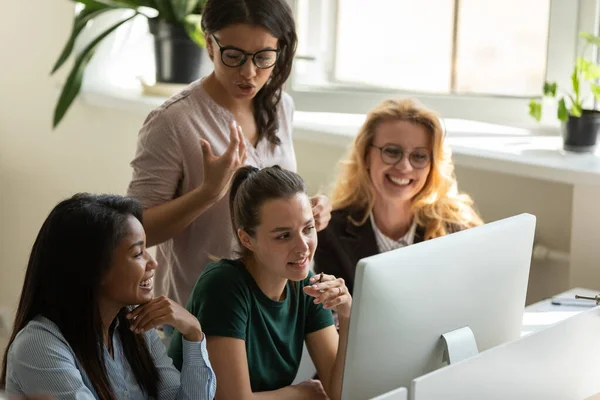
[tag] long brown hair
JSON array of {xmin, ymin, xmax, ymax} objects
[
  {"xmin": 331, "ymin": 98, "xmax": 483, "ymax": 239},
  {"xmin": 202, "ymin": 0, "xmax": 298, "ymax": 145},
  {"xmin": 1, "ymin": 194, "xmax": 159, "ymax": 398}
]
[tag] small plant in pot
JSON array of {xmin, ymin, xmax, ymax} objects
[
  {"xmin": 52, "ymin": 0, "xmax": 207, "ymax": 128},
  {"xmin": 529, "ymin": 32, "xmax": 600, "ymax": 153}
]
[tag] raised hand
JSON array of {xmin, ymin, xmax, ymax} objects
[{"xmin": 200, "ymin": 120, "xmax": 248, "ymax": 202}]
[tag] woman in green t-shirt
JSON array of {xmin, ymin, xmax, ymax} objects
[{"xmin": 168, "ymin": 166, "xmax": 352, "ymax": 399}]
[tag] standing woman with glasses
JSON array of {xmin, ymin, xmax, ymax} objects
[
  {"xmin": 314, "ymin": 98, "xmax": 483, "ymax": 294},
  {"xmin": 127, "ymin": 0, "xmax": 332, "ymax": 308}
]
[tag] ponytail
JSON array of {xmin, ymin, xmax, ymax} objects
[{"xmin": 229, "ymin": 166, "xmax": 260, "ymax": 236}]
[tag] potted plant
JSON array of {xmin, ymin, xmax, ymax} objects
[
  {"xmin": 529, "ymin": 32, "xmax": 600, "ymax": 153},
  {"xmin": 52, "ymin": 0, "xmax": 207, "ymax": 128}
]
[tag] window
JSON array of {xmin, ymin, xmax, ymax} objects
[
  {"xmin": 334, "ymin": 0, "xmax": 550, "ymax": 97},
  {"xmin": 78, "ymin": 10, "xmax": 156, "ymax": 92},
  {"xmin": 291, "ymin": 0, "xmax": 596, "ymax": 127},
  {"xmin": 79, "ymin": 1, "xmax": 596, "ymax": 128}
]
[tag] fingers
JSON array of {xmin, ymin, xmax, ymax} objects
[
  {"xmin": 314, "ymin": 211, "xmax": 331, "ymax": 232},
  {"xmin": 311, "ymin": 195, "xmax": 332, "ymax": 212},
  {"xmin": 307, "ymin": 272, "xmax": 333, "ymax": 291},
  {"xmin": 304, "ymin": 274, "xmax": 351, "ymax": 317},
  {"xmin": 237, "ymin": 124, "xmax": 247, "ymax": 164},
  {"xmin": 322, "ymin": 286, "xmax": 350, "ymax": 309},
  {"xmin": 309, "ymin": 273, "xmax": 325, "ymax": 284},
  {"xmin": 311, "ymin": 195, "xmax": 332, "ymax": 232},
  {"xmin": 127, "ymin": 298, "xmax": 158, "ymax": 320},
  {"xmin": 127, "ymin": 296, "xmax": 171, "ymax": 333},
  {"xmin": 204, "ymin": 120, "xmax": 247, "ymax": 171},
  {"xmin": 133, "ymin": 311, "xmax": 171, "ymax": 333},
  {"xmin": 217, "ymin": 120, "xmax": 248, "ymax": 171},
  {"xmin": 127, "ymin": 305, "xmax": 160, "ymax": 333},
  {"xmin": 127, "ymin": 296, "xmax": 164, "ymax": 318},
  {"xmin": 310, "ymin": 196, "xmax": 323, "ymax": 213},
  {"xmin": 223, "ymin": 120, "xmax": 241, "ymax": 161},
  {"xmin": 200, "ymin": 139, "xmax": 215, "ymax": 160},
  {"xmin": 230, "ymin": 120, "xmax": 238, "ymax": 139},
  {"xmin": 309, "ymin": 273, "xmax": 336, "ymax": 284},
  {"xmin": 304, "ymin": 275, "xmax": 348, "ymax": 307},
  {"xmin": 314, "ymin": 285, "xmax": 345, "ymax": 306}
]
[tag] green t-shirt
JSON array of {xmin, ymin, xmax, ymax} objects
[{"xmin": 168, "ymin": 258, "xmax": 334, "ymax": 392}]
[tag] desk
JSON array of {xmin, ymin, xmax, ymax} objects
[
  {"xmin": 413, "ymin": 302, "xmax": 600, "ymax": 400},
  {"xmin": 522, "ymin": 287, "xmax": 597, "ymax": 336}
]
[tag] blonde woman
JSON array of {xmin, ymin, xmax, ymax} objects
[{"xmin": 314, "ymin": 98, "xmax": 483, "ymax": 294}]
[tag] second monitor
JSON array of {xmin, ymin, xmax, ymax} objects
[{"xmin": 341, "ymin": 214, "xmax": 536, "ymax": 400}]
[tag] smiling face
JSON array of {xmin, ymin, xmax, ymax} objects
[
  {"xmin": 367, "ymin": 119, "xmax": 432, "ymax": 207},
  {"xmin": 207, "ymin": 23, "xmax": 279, "ymax": 100},
  {"xmin": 100, "ymin": 216, "xmax": 157, "ymax": 308},
  {"xmin": 239, "ymin": 193, "xmax": 317, "ymax": 282}
]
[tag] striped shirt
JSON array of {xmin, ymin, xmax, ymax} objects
[
  {"xmin": 5, "ymin": 316, "xmax": 216, "ymax": 400},
  {"xmin": 369, "ymin": 213, "xmax": 417, "ymax": 253}
]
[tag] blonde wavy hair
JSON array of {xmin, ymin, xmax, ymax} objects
[{"xmin": 331, "ymin": 98, "xmax": 483, "ymax": 240}]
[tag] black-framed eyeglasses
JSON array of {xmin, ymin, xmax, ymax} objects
[
  {"xmin": 370, "ymin": 144, "xmax": 432, "ymax": 169},
  {"xmin": 211, "ymin": 35, "xmax": 280, "ymax": 69}
]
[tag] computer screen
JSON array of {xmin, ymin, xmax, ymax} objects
[{"xmin": 341, "ymin": 214, "xmax": 536, "ymax": 400}]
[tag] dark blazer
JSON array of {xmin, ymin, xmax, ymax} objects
[{"xmin": 314, "ymin": 207, "xmax": 427, "ymax": 295}]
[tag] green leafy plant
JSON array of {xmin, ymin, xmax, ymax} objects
[
  {"xmin": 529, "ymin": 32, "xmax": 600, "ymax": 123},
  {"xmin": 52, "ymin": 0, "xmax": 206, "ymax": 128}
]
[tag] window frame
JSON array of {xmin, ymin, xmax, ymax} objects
[{"xmin": 287, "ymin": 0, "xmax": 600, "ymax": 129}]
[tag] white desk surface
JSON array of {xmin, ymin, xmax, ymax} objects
[
  {"xmin": 522, "ymin": 287, "xmax": 598, "ymax": 336},
  {"xmin": 414, "ymin": 302, "xmax": 600, "ymax": 400}
]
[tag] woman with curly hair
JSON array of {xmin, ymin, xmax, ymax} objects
[{"xmin": 314, "ymin": 98, "xmax": 483, "ymax": 294}]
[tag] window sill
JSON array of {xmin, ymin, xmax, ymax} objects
[{"xmin": 81, "ymin": 86, "xmax": 600, "ymax": 187}]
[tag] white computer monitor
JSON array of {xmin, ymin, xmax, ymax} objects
[
  {"xmin": 370, "ymin": 387, "xmax": 408, "ymax": 400},
  {"xmin": 411, "ymin": 306, "xmax": 600, "ymax": 400},
  {"xmin": 341, "ymin": 214, "xmax": 536, "ymax": 400}
]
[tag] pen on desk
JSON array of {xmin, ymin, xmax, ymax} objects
[
  {"xmin": 550, "ymin": 294, "xmax": 600, "ymax": 307},
  {"xmin": 575, "ymin": 294, "xmax": 600, "ymax": 305}
]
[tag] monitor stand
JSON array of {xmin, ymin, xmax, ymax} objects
[{"xmin": 441, "ymin": 326, "xmax": 480, "ymax": 365}]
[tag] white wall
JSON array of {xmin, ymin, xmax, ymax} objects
[
  {"xmin": 0, "ymin": 1, "xmax": 573, "ymax": 355},
  {"xmin": 0, "ymin": 1, "xmax": 147, "ymax": 353}
]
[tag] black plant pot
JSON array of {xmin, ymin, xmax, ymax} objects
[
  {"xmin": 148, "ymin": 18, "xmax": 204, "ymax": 84},
  {"xmin": 562, "ymin": 110, "xmax": 600, "ymax": 153}
]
